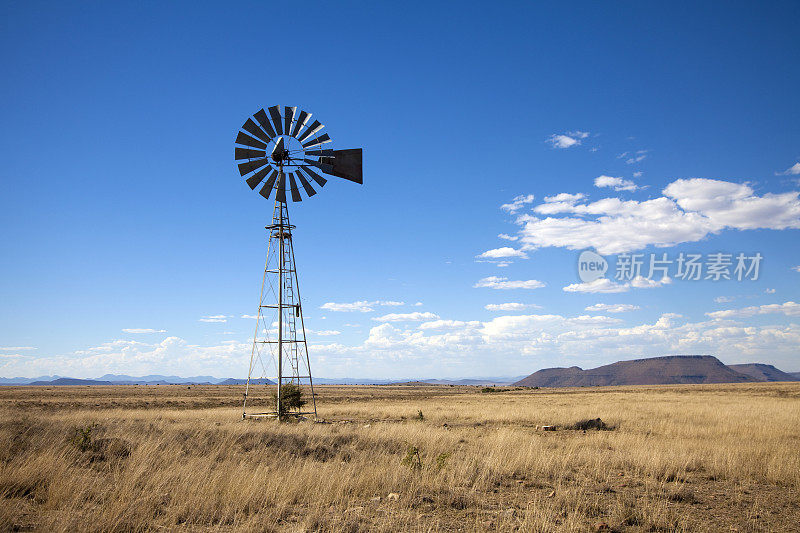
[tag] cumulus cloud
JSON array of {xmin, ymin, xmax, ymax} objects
[
  {"xmin": 500, "ymin": 194, "xmax": 535, "ymax": 214},
  {"xmin": 498, "ymin": 233, "xmax": 519, "ymax": 241},
  {"xmin": 563, "ymin": 279, "xmax": 629, "ymax": 293},
  {"xmin": 791, "ymin": 266, "xmax": 800, "ymax": 273},
  {"xmin": 563, "ymin": 276, "xmax": 669, "ymax": 293},
  {"xmin": 372, "ymin": 312, "xmax": 440, "ymax": 322},
  {"xmin": 547, "ymin": 134, "xmax": 580, "ymax": 149},
  {"xmin": 706, "ymin": 301, "xmax": 800, "ymax": 319},
  {"xmin": 418, "ymin": 319, "xmax": 482, "ymax": 330},
  {"xmin": 0, "ymin": 337, "xmax": 253, "ymax": 379},
  {"xmin": 474, "ymin": 276, "xmax": 545, "ymax": 290},
  {"xmin": 484, "ymin": 303, "xmax": 541, "ymax": 311},
  {"xmin": 594, "ymin": 175, "xmax": 640, "ymax": 192},
  {"xmin": 776, "ymin": 162, "xmax": 800, "ymax": 176},
  {"xmin": 630, "ymin": 276, "xmax": 672, "ymax": 288},
  {"xmin": 320, "ymin": 300, "xmax": 405, "ymax": 312},
  {"xmin": 122, "ymin": 328, "xmax": 166, "ymax": 334},
  {"xmin": 199, "ymin": 315, "xmax": 228, "ymax": 323},
  {"xmin": 507, "ymin": 178, "xmax": 800, "ymax": 254},
  {"xmin": 476, "ymin": 247, "xmax": 528, "ymax": 260},
  {"xmin": 584, "ymin": 303, "xmax": 640, "ymax": 313},
  {"xmin": 0, "ymin": 346, "xmax": 36, "ymax": 351}
]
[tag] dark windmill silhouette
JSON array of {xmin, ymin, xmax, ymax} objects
[{"xmin": 234, "ymin": 106, "xmax": 363, "ymax": 420}]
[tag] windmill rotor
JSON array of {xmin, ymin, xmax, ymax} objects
[{"xmin": 234, "ymin": 106, "xmax": 363, "ymax": 202}]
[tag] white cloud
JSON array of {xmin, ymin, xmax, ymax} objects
[
  {"xmin": 585, "ymin": 303, "xmax": 640, "ymax": 313},
  {"xmin": 199, "ymin": 315, "xmax": 228, "ymax": 323},
  {"xmin": 419, "ymin": 319, "xmax": 482, "ymax": 330},
  {"xmin": 792, "ymin": 266, "xmax": 800, "ymax": 273},
  {"xmin": 563, "ymin": 279, "xmax": 629, "ymax": 293},
  {"xmin": 568, "ymin": 131, "xmax": 590, "ymax": 139},
  {"xmin": 714, "ymin": 296, "xmax": 736, "ymax": 303},
  {"xmin": 122, "ymin": 328, "xmax": 166, "ymax": 334},
  {"xmin": 567, "ymin": 315, "xmax": 623, "ymax": 325},
  {"xmin": 485, "ymin": 303, "xmax": 541, "ymax": 311},
  {"xmin": 498, "ymin": 233, "xmax": 518, "ymax": 241},
  {"xmin": 630, "ymin": 276, "xmax": 672, "ymax": 289},
  {"xmin": 414, "ymin": 302, "xmax": 423, "ymax": 306},
  {"xmin": 313, "ymin": 330, "xmax": 341, "ymax": 336},
  {"xmin": 594, "ymin": 175, "xmax": 640, "ymax": 192},
  {"xmin": 0, "ymin": 346, "xmax": 36, "ymax": 351},
  {"xmin": 633, "ymin": 171, "xmax": 643, "ymax": 178},
  {"xmin": 372, "ymin": 312, "xmax": 440, "ymax": 323},
  {"xmin": 241, "ymin": 314, "xmax": 259, "ymax": 319},
  {"xmin": 320, "ymin": 300, "xmax": 405, "ymax": 313},
  {"xmin": 547, "ymin": 132, "xmax": 589, "ymax": 149},
  {"xmin": 776, "ymin": 162, "xmax": 800, "ymax": 176},
  {"xmin": 765, "ymin": 288, "xmax": 776, "ymax": 294},
  {"xmin": 476, "ymin": 247, "xmax": 528, "ymax": 260},
  {"xmin": 500, "ymin": 194, "xmax": 535, "ymax": 214},
  {"xmin": 508, "ymin": 178, "xmax": 800, "ymax": 254},
  {"xmin": 706, "ymin": 301, "xmax": 800, "ymax": 319},
  {"xmin": 547, "ymin": 134, "xmax": 580, "ymax": 149},
  {"xmin": 626, "ymin": 151, "xmax": 648, "ymax": 164},
  {"xmin": 0, "ymin": 336, "xmax": 253, "ymax": 379},
  {"xmin": 474, "ymin": 276, "xmax": 545, "ymax": 290}
]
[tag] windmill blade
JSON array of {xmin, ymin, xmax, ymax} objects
[
  {"xmin": 303, "ymin": 158, "xmax": 333, "ymax": 174},
  {"xmin": 305, "ymin": 149, "xmax": 335, "ymax": 156},
  {"xmin": 288, "ymin": 173, "xmax": 302, "ymax": 202},
  {"xmin": 329, "ymin": 148, "xmax": 363, "ymax": 184},
  {"xmin": 284, "ymin": 107, "xmax": 296, "ymax": 137},
  {"xmin": 238, "ymin": 157, "xmax": 270, "ymax": 176},
  {"xmin": 246, "ymin": 166, "xmax": 272, "ymax": 190},
  {"xmin": 253, "ymin": 109, "xmax": 277, "ymax": 138},
  {"xmin": 268, "ymin": 106, "xmax": 283, "ymax": 136},
  {"xmin": 242, "ymin": 118, "xmax": 271, "ymax": 144},
  {"xmin": 302, "ymin": 133, "xmax": 331, "ymax": 149},
  {"xmin": 258, "ymin": 170, "xmax": 279, "ymax": 199},
  {"xmin": 291, "ymin": 110, "xmax": 311, "ymax": 138},
  {"xmin": 299, "ymin": 166, "xmax": 327, "ymax": 187},
  {"xmin": 296, "ymin": 120, "xmax": 323, "ymax": 143},
  {"xmin": 235, "ymin": 147, "xmax": 266, "ymax": 160},
  {"xmin": 275, "ymin": 171, "xmax": 287, "ymax": 203},
  {"xmin": 295, "ymin": 169, "xmax": 317, "ymax": 196},
  {"xmin": 236, "ymin": 131, "xmax": 267, "ymax": 150}
]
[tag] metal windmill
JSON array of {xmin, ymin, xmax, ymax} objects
[{"xmin": 235, "ymin": 106, "xmax": 362, "ymax": 420}]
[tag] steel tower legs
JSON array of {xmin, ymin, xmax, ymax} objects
[{"xmin": 243, "ymin": 197, "xmax": 317, "ymax": 420}]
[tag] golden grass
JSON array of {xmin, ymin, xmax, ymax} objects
[{"xmin": 1, "ymin": 382, "xmax": 799, "ymax": 531}]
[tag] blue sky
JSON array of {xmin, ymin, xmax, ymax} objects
[{"xmin": 1, "ymin": 1, "xmax": 799, "ymax": 379}]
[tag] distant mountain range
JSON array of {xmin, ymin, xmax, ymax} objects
[
  {"xmin": 0, "ymin": 374, "xmax": 523, "ymax": 386},
  {"xmin": 1, "ymin": 358, "xmax": 797, "ymax": 387},
  {"xmin": 513, "ymin": 355, "xmax": 799, "ymax": 387}
]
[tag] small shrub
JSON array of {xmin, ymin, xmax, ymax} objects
[
  {"xmin": 568, "ymin": 418, "xmax": 613, "ymax": 431},
  {"xmin": 435, "ymin": 452, "xmax": 451, "ymax": 470},
  {"xmin": 481, "ymin": 387, "xmax": 499, "ymax": 393},
  {"xmin": 269, "ymin": 383, "xmax": 307, "ymax": 415},
  {"xmin": 402, "ymin": 446, "xmax": 422, "ymax": 470},
  {"xmin": 69, "ymin": 423, "xmax": 98, "ymax": 452}
]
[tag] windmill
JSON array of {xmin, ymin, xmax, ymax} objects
[{"xmin": 234, "ymin": 106, "xmax": 363, "ymax": 420}]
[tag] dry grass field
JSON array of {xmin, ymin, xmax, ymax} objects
[{"xmin": 1, "ymin": 382, "xmax": 799, "ymax": 532}]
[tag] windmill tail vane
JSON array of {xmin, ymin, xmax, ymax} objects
[{"xmin": 234, "ymin": 106, "xmax": 363, "ymax": 420}]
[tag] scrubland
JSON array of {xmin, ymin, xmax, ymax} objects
[{"xmin": 1, "ymin": 382, "xmax": 799, "ymax": 532}]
